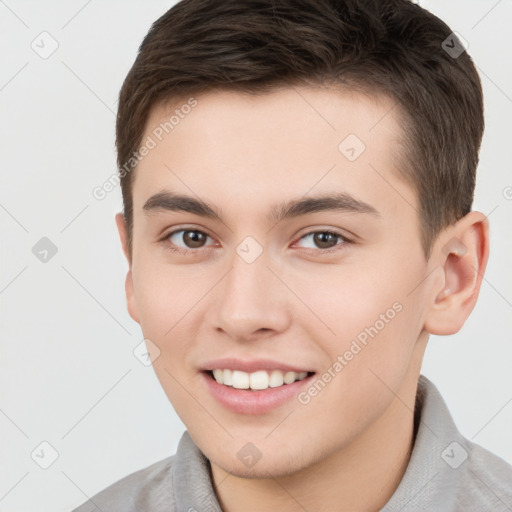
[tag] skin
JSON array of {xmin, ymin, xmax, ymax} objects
[{"xmin": 115, "ymin": 86, "xmax": 489, "ymax": 512}]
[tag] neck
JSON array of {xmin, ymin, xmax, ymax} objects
[{"xmin": 210, "ymin": 358, "xmax": 424, "ymax": 512}]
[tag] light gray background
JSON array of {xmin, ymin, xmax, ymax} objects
[{"xmin": 1, "ymin": 1, "xmax": 511, "ymax": 511}]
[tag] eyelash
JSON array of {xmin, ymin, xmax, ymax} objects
[{"xmin": 160, "ymin": 228, "xmax": 352, "ymax": 255}]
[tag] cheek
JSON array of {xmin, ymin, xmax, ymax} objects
[
  {"xmin": 131, "ymin": 261, "xmax": 223, "ymax": 402},
  {"xmin": 290, "ymin": 264, "xmax": 403, "ymax": 341},
  {"xmin": 132, "ymin": 258, "xmax": 202, "ymax": 330},
  {"xmin": 132, "ymin": 265, "xmax": 199, "ymax": 406},
  {"xmin": 298, "ymin": 261, "xmax": 423, "ymax": 381}
]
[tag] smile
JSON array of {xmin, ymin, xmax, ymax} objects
[
  {"xmin": 202, "ymin": 369, "xmax": 316, "ymax": 415},
  {"xmin": 210, "ymin": 369, "xmax": 310, "ymax": 390}
]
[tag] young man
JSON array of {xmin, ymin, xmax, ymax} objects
[{"xmin": 73, "ymin": 0, "xmax": 512, "ymax": 510}]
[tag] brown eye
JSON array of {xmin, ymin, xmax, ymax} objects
[
  {"xmin": 167, "ymin": 229, "xmax": 211, "ymax": 251},
  {"xmin": 296, "ymin": 230, "xmax": 349, "ymax": 251},
  {"xmin": 313, "ymin": 232, "xmax": 338, "ymax": 249}
]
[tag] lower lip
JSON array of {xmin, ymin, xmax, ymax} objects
[{"xmin": 201, "ymin": 371, "xmax": 315, "ymax": 415}]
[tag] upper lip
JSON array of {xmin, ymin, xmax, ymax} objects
[{"xmin": 201, "ymin": 357, "xmax": 314, "ymax": 374}]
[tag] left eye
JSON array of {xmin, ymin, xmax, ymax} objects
[{"xmin": 295, "ymin": 231, "xmax": 348, "ymax": 251}]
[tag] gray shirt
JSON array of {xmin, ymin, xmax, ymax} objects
[{"xmin": 71, "ymin": 375, "xmax": 512, "ymax": 511}]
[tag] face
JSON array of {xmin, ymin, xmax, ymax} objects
[{"xmin": 117, "ymin": 86, "xmax": 439, "ymax": 478}]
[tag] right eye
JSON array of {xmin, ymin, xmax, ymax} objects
[{"xmin": 163, "ymin": 229, "xmax": 215, "ymax": 253}]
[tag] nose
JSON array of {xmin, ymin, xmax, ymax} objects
[{"xmin": 211, "ymin": 249, "xmax": 291, "ymax": 341}]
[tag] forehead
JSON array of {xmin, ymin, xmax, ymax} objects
[{"xmin": 131, "ymin": 86, "xmax": 416, "ymax": 224}]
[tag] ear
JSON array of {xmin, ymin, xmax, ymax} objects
[
  {"xmin": 115, "ymin": 212, "xmax": 132, "ymax": 263},
  {"xmin": 424, "ymin": 211, "xmax": 490, "ymax": 335},
  {"xmin": 115, "ymin": 212, "xmax": 140, "ymax": 324}
]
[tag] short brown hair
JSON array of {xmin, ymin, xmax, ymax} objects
[{"xmin": 116, "ymin": 0, "xmax": 484, "ymax": 259}]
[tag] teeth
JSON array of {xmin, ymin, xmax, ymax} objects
[
  {"xmin": 211, "ymin": 369, "xmax": 309, "ymax": 390},
  {"xmin": 223, "ymin": 369, "xmax": 233, "ymax": 386},
  {"xmin": 249, "ymin": 370, "xmax": 269, "ymax": 390},
  {"xmin": 269, "ymin": 370, "xmax": 284, "ymax": 388},
  {"xmin": 212, "ymin": 369, "xmax": 224, "ymax": 384},
  {"xmin": 283, "ymin": 371, "xmax": 296, "ymax": 384},
  {"xmin": 232, "ymin": 370, "xmax": 250, "ymax": 389}
]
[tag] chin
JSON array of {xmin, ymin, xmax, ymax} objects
[
  {"xmin": 204, "ymin": 437, "xmax": 323, "ymax": 480},
  {"xmin": 212, "ymin": 452, "xmax": 308, "ymax": 479}
]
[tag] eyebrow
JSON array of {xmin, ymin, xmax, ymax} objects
[{"xmin": 143, "ymin": 190, "xmax": 381, "ymax": 224}]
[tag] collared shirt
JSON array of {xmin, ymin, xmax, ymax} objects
[{"xmin": 71, "ymin": 375, "xmax": 512, "ymax": 511}]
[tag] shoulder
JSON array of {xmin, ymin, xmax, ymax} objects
[
  {"xmin": 454, "ymin": 438, "xmax": 512, "ymax": 509},
  {"xmin": 69, "ymin": 430, "xmax": 221, "ymax": 512},
  {"xmin": 383, "ymin": 375, "xmax": 512, "ymax": 512},
  {"xmin": 419, "ymin": 375, "xmax": 512, "ymax": 509},
  {"xmin": 70, "ymin": 454, "xmax": 177, "ymax": 512}
]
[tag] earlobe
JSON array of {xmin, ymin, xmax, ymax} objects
[{"xmin": 424, "ymin": 211, "xmax": 490, "ymax": 335}]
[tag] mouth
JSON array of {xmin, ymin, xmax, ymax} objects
[{"xmin": 201, "ymin": 367, "xmax": 316, "ymax": 415}]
